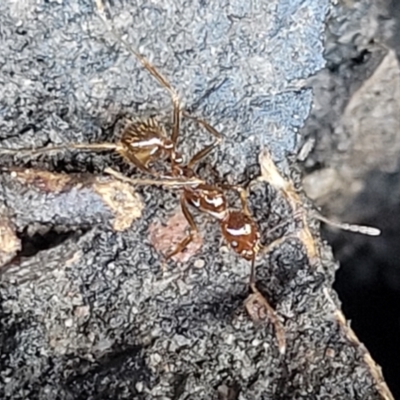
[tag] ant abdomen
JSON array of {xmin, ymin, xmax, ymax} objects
[{"xmin": 220, "ymin": 211, "xmax": 260, "ymax": 260}]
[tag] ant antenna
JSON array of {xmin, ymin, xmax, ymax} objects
[
  {"xmin": 94, "ymin": 0, "xmax": 181, "ymax": 145},
  {"xmin": 314, "ymin": 213, "xmax": 381, "ymax": 236}
]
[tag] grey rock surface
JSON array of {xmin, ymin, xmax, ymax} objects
[
  {"xmin": 0, "ymin": 0, "xmax": 393, "ymax": 399},
  {"xmin": 300, "ymin": 0, "xmax": 400, "ymax": 397}
]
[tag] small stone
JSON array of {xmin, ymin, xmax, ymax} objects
[
  {"xmin": 225, "ymin": 334, "xmax": 235, "ymax": 345},
  {"xmin": 150, "ymin": 353, "xmax": 162, "ymax": 366},
  {"xmin": 74, "ymin": 305, "xmax": 90, "ymax": 318},
  {"xmin": 193, "ymin": 259, "xmax": 205, "ymax": 269},
  {"xmin": 65, "ymin": 318, "xmax": 73, "ymax": 327},
  {"xmin": 135, "ymin": 382, "xmax": 144, "ymax": 392}
]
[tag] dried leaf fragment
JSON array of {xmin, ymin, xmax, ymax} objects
[
  {"xmin": 0, "ymin": 217, "xmax": 21, "ymax": 267},
  {"xmin": 93, "ymin": 179, "xmax": 143, "ymax": 231},
  {"xmin": 258, "ymin": 148, "xmax": 318, "ymax": 264},
  {"xmin": 148, "ymin": 210, "xmax": 203, "ymax": 263},
  {"xmin": 9, "ymin": 168, "xmax": 74, "ymax": 193},
  {"xmin": 245, "ymin": 285, "xmax": 286, "ymax": 355}
]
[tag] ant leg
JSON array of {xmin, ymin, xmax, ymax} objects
[
  {"xmin": 171, "ymin": 95, "xmax": 181, "ymax": 149},
  {"xmin": 313, "ymin": 212, "xmax": 381, "ymax": 236},
  {"xmin": 94, "ymin": 0, "xmax": 182, "ymax": 155},
  {"xmin": 219, "ymin": 184, "xmax": 252, "ymax": 216},
  {"xmin": 187, "ymin": 143, "xmax": 219, "ymax": 170},
  {"xmin": 104, "ymin": 167, "xmax": 203, "ymax": 187},
  {"xmin": 95, "ymin": 0, "xmax": 178, "ymax": 99},
  {"xmin": 184, "ymin": 112, "xmax": 222, "ymax": 169},
  {"xmin": 0, "ymin": 142, "xmax": 119, "ymax": 157},
  {"xmin": 166, "ymin": 194, "xmax": 199, "ymax": 259},
  {"xmin": 249, "ymin": 254, "xmax": 257, "ymax": 288},
  {"xmin": 247, "ymin": 254, "xmax": 286, "ymax": 354},
  {"xmin": 0, "ymin": 140, "xmax": 158, "ymax": 177},
  {"xmin": 183, "ymin": 111, "xmax": 222, "ymax": 142}
]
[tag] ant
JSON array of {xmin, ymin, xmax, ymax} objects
[
  {"xmin": 0, "ymin": 0, "xmax": 380, "ymax": 354},
  {"xmin": 89, "ymin": 0, "xmax": 264, "ymax": 291}
]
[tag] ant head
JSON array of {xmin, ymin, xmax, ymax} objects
[{"xmin": 221, "ymin": 211, "xmax": 260, "ymax": 260}]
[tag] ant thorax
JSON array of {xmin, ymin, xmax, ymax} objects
[
  {"xmin": 184, "ymin": 185, "xmax": 227, "ymax": 220},
  {"xmin": 220, "ymin": 211, "xmax": 260, "ymax": 260}
]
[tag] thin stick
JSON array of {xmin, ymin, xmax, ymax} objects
[
  {"xmin": 0, "ymin": 143, "xmax": 119, "ymax": 157},
  {"xmin": 249, "ymin": 255, "xmax": 256, "ymax": 287}
]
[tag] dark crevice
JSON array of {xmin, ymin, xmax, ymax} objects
[
  {"xmin": 326, "ymin": 169, "xmax": 400, "ymax": 398},
  {"xmin": 0, "ymin": 225, "xmax": 91, "ymax": 279},
  {"xmin": 16, "ymin": 224, "xmax": 88, "ymax": 258},
  {"xmin": 64, "ymin": 344, "xmax": 152, "ymax": 400}
]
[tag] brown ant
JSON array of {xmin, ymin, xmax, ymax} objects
[
  {"xmin": 91, "ymin": 2, "xmax": 379, "ymax": 358},
  {"xmin": 89, "ymin": 2, "xmax": 266, "ymax": 292}
]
